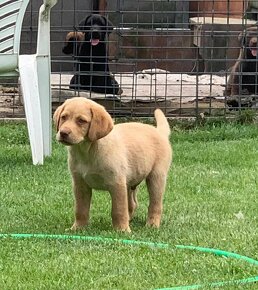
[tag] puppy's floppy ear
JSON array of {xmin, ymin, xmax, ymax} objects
[
  {"xmin": 88, "ymin": 104, "xmax": 114, "ymax": 141},
  {"xmin": 53, "ymin": 104, "xmax": 65, "ymax": 131},
  {"xmin": 63, "ymin": 31, "xmax": 85, "ymax": 55},
  {"xmin": 238, "ymin": 27, "xmax": 258, "ymax": 48},
  {"xmin": 63, "ymin": 32, "xmax": 77, "ymax": 55},
  {"xmin": 103, "ymin": 15, "xmax": 114, "ymax": 34}
]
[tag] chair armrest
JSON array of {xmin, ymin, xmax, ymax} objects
[{"xmin": 0, "ymin": 54, "xmax": 18, "ymax": 73}]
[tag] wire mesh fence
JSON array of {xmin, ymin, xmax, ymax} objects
[{"xmin": 1, "ymin": 0, "xmax": 258, "ymax": 118}]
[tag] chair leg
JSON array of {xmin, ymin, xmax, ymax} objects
[
  {"xmin": 19, "ymin": 55, "xmax": 44, "ymax": 165},
  {"xmin": 36, "ymin": 1, "xmax": 56, "ymax": 158},
  {"xmin": 36, "ymin": 55, "xmax": 52, "ymax": 157}
]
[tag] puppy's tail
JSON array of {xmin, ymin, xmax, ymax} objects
[{"xmin": 154, "ymin": 109, "xmax": 170, "ymax": 137}]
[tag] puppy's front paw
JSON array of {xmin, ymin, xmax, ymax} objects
[
  {"xmin": 68, "ymin": 222, "xmax": 87, "ymax": 231},
  {"xmin": 146, "ymin": 217, "xmax": 161, "ymax": 228},
  {"xmin": 117, "ymin": 87, "xmax": 123, "ymax": 95},
  {"xmin": 114, "ymin": 224, "xmax": 131, "ymax": 233},
  {"xmin": 121, "ymin": 226, "xmax": 131, "ymax": 233}
]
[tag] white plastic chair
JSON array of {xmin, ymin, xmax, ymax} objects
[{"xmin": 0, "ymin": 0, "xmax": 57, "ymax": 165}]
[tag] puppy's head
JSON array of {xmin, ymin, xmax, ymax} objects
[
  {"xmin": 239, "ymin": 26, "xmax": 258, "ymax": 57},
  {"xmin": 53, "ymin": 97, "xmax": 114, "ymax": 145},
  {"xmin": 62, "ymin": 31, "xmax": 85, "ymax": 55},
  {"xmin": 78, "ymin": 14, "xmax": 114, "ymax": 46}
]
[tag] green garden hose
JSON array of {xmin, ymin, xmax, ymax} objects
[{"xmin": 0, "ymin": 233, "xmax": 258, "ymax": 289}]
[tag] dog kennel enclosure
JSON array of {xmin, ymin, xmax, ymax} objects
[{"xmin": 0, "ymin": 0, "xmax": 258, "ymax": 118}]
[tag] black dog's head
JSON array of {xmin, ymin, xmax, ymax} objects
[
  {"xmin": 62, "ymin": 31, "xmax": 85, "ymax": 55},
  {"xmin": 78, "ymin": 14, "xmax": 114, "ymax": 46},
  {"xmin": 238, "ymin": 26, "xmax": 258, "ymax": 58}
]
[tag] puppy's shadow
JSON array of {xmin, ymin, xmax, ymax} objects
[
  {"xmin": 90, "ymin": 217, "xmax": 113, "ymax": 231},
  {"xmin": 84, "ymin": 216, "xmax": 146, "ymax": 232}
]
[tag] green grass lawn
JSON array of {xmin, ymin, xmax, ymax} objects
[{"xmin": 1, "ymin": 121, "xmax": 258, "ymax": 290}]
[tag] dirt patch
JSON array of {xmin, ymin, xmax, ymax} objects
[
  {"xmin": 51, "ymin": 69, "xmax": 226, "ymax": 116},
  {"xmin": 0, "ymin": 69, "xmax": 227, "ymax": 118}
]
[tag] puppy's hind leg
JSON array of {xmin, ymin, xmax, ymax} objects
[
  {"xmin": 128, "ymin": 187, "xmax": 138, "ymax": 221},
  {"xmin": 146, "ymin": 171, "xmax": 167, "ymax": 228}
]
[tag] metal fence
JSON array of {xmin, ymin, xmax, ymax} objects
[{"xmin": 1, "ymin": 0, "xmax": 258, "ymax": 118}]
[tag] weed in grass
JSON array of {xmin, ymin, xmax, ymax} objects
[{"xmin": 235, "ymin": 109, "xmax": 256, "ymax": 124}]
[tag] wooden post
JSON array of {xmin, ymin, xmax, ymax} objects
[
  {"xmin": 98, "ymin": 0, "xmax": 107, "ymax": 15},
  {"xmin": 189, "ymin": 0, "xmax": 245, "ymax": 18}
]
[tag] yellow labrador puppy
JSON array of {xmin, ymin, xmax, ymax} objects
[{"xmin": 54, "ymin": 97, "xmax": 172, "ymax": 232}]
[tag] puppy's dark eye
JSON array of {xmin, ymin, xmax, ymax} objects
[
  {"xmin": 77, "ymin": 118, "xmax": 87, "ymax": 125},
  {"xmin": 61, "ymin": 115, "xmax": 67, "ymax": 121}
]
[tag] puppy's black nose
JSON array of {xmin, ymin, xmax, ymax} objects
[
  {"xmin": 91, "ymin": 30, "xmax": 100, "ymax": 39},
  {"xmin": 60, "ymin": 129, "xmax": 71, "ymax": 139}
]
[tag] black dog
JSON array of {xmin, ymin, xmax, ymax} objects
[
  {"xmin": 62, "ymin": 14, "xmax": 122, "ymax": 95},
  {"xmin": 226, "ymin": 26, "xmax": 258, "ymax": 99}
]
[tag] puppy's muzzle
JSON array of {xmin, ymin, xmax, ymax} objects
[
  {"xmin": 248, "ymin": 37, "xmax": 258, "ymax": 56},
  {"xmin": 91, "ymin": 30, "xmax": 100, "ymax": 39},
  {"xmin": 58, "ymin": 128, "xmax": 72, "ymax": 144}
]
